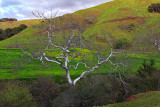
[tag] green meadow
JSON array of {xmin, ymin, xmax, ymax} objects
[{"xmin": 0, "ymin": 48, "xmax": 159, "ymax": 80}]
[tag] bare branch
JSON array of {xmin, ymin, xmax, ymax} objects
[{"xmin": 17, "ymin": 10, "xmax": 128, "ymax": 86}]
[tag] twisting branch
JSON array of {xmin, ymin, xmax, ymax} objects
[
  {"xmin": 72, "ymin": 46, "xmax": 127, "ymax": 85},
  {"xmin": 18, "ymin": 10, "xmax": 128, "ymax": 86}
]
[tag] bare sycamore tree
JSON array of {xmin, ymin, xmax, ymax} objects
[{"xmin": 18, "ymin": 10, "xmax": 127, "ymax": 86}]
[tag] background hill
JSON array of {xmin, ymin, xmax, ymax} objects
[{"xmin": 0, "ymin": 0, "xmax": 160, "ymax": 49}]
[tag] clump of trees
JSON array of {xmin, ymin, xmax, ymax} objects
[
  {"xmin": 0, "ymin": 24, "xmax": 27, "ymax": 41},
  {"xmin": 0, "ymin": 18, "xmax": 17, "ymax": 22},
  {"xmin": 148, "ymin": 3, "xmax": 160, "ymax": 13}
]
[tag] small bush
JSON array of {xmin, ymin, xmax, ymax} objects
[
  {"xmin": 0, "ymin": 82, "xmax": 36, "ymax": 107},
  {"xmin": 148, "ymin": 3, "xmax": 160, "ymax": 13},
  {"xmin": 30, "ymin": 77, "xmax": 60, "ymax": 107},
  {"xmin": 114, "ymin": 38, "xmax": 131, "ymax": 49}
]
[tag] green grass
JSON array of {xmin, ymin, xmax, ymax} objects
[
  {"xmin": 0, "ymin": 48, "xmax": 86, "ymax": 80},
  {"xmin": 0, "ymin": 48, "xmax": 159, "ymax": 80},
  {"xmin": 104, "ymin": 91, "xmax": 160, "ymax": 107}
]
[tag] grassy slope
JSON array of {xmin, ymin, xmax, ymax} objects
[
  {"xmin": 0, "ymin": 0, "xmax": 160, "ymax": 48},
  {"xmin": 0, "ymin": 19, "xmax": 42, "ymax": 30},
  {"xmin": 82, "ymin": 0, "xmax": 160, "ymax": 42},
  {"xmin": 104, "ymin": 91, "xmax": 160, "ymax": 107}
]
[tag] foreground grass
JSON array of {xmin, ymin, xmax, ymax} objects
[
  {"xmin": 0, "ymin": 48, "xmax": 159, "ymax": 80},
  {"xmin": 0, "ymin": 48, "xmax": 88, "ymax": 80},
  {"xmin": 104, "ymin": 91, "xmax": 160, "ymax": 107}
]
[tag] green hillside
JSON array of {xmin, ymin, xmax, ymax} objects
[{"xmin": 0, "ymin": 0, "xmax": 160, "ymax": 48}]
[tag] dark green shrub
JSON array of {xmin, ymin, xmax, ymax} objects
[
  {"xmin": 137, "ymin": 59, "xmax": 157, "ymax": 78},
  {"xmin": 0, "ymin": 82, "xmax": 36, "ymax": 107},
  {"xmin": 53, "ymin": 75, "xmax": 125, "ymax": 107},
  {"xmin": 114, "ymin": 38, "xmax": 131, "ymax": 49},
  {"xmin": 30, "ymin": 77, "xmax": 60, "ymax": 107},
  {"xmin": 148, "ymin": 3, "xmax": 160, "ymax": 13},
  {"xmin": 19, "ymin": 24, "xmax": 27, "ymax": 31}
]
